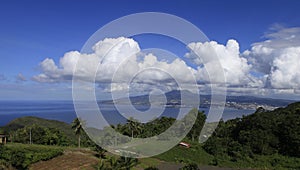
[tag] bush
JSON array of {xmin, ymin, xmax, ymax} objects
[
  {"xmin": 0, "ymin": 144, "xmax": 63, "ymax": 169},
  {"xmin": 180, "ymin": 163, "xmax": 199, "ymax": 170},
  {"xmin": 0, "ymin": 159, "xmax": 13, "ymax": 170},
  {"xmin": 13, "ymin": 124, "xmax": 70, "ymax": 146}
]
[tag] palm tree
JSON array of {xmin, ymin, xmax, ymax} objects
[
  {"xmin": 127, "ymin": 117, "xmax": 142, "ymax": 139},
  {"xmin": 72, "ymin": 118, "xmax": 83, "ymax": 148}
]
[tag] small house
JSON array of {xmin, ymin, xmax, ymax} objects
[
  {"xmin": 0, "ymin": 134, "xmax": 7, "ymax": 144},
  {"xmin": 179, "ymin": 142, "xmax": 190, "ymax": 148}
]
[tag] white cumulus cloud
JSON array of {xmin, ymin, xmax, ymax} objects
[
  {"xmin": 185, "ymin": 39, "xmax": 255, "ymax": 86},
  {"xmin": 244, "ymin": 26, "xmax": 300, "ymax": 90},
  {"xmin": 33, "ymin": 37, "xmax": 140, "ymax": 83},
  {"xmin": 33, "ymin": 29, "xmax": 300, "ymax": 97},
  {"xmin": 33, "ymin": 37, "xmax": 197, "ymax": 92},
  {"xmin": 269, "ymin": 47, "xmax": 300, "ymax": 89}
]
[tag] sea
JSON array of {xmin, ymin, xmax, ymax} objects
[{"xmin": 0, "ymin": 100, "xmax": 255, "ymax": 127}]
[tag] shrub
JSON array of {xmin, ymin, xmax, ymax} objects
[
  {"xmin": 180, "ymin": 163, "xmax": 200, "ymax": 170},
  {"xmin": 0, "ymin": 144, "xmax": 63, "ymax": 169},
  {"xmin": 0, "ymin": 159, "xmax": 13, "ymax": 170}
]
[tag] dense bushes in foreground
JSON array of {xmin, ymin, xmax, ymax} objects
[
  {"xmin": 0, "ymin": 143, "xmax": 63, "ymax": 169},
  {"xmin": 0, "ymin": 159, "xmax": 14, "ymax": 170}
]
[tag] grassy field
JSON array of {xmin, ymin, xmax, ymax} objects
[{"xmin": 155, "ymin": 140, "xmax": 214, "ymax": 165}]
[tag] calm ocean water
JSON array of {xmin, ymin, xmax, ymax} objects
[{"xmin": 0, "ymin": 100, "xmax": 255, "ymax": 126}]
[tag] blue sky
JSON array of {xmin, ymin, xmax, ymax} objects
[{"xmin": 1, "ymin": 0, "xmax": 300, "ymax": 100}]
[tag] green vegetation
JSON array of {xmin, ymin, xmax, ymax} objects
[
  {"xmin": 113, "ymin": 116, "xmax": 175, "ymax": 139},
  {"xmin": 202, "ymin": 102, "xmax": 300, "ymax": 169},
  {"xmin": 179, "ymin": 163, "xmax": 199, "ymax": 170},
  {"xmin": 95, "ymin": 156, "xmax": 139, "ymax": 170},
  {"xmin": 0, "ymin": 143, "xmax": 63, "ymax": 169},
  {"xmin": 151, "ymin": 102, "xmax": 300, "ymax": 169},
  {"xmin": 136, "ymin": 158, "xmax": 160, "ymax": 169},
  {"xmin": 0, "ymin": 102, "xmax": 300, "ymax": 169},
  {"xmin": 13, "ymin": 124, "xmax": 69, "ymax": 146},
  {"xmin": 0, "ymin": 159, "xmax": 14, "ymax": 170},
  {"xmin": 2, "ymin": 116, "xmax": 75, "ymax": 140},
  {"xmin": 1, "ymin": 116, "xmax": 94, "ymax": 147},
  {"xmin": 113, "ymin": 109, "xmax": 205, "ymax": 140},
  {"xmin": 71, "ymin": 118, "xmax": 84, "ymax": 148},
  {"xmin": 155, "ymin": 140, "xmax": 213, "ymax": 165}
]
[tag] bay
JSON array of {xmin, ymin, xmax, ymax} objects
[{"xmin": 0, "ymin": 100, "xmax": 255, "ymax": 126}]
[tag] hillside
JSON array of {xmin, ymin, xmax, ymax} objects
[
  {"xmin": 201, "ymin": 102, "xmax": 300, "ymax": 169},
  {"xmin": 1, "ymin": 116, "xmax": 77, "ymax": 142},
  {"xmin": 1, "ymin": 102, "xmax": 300, "ymax": 169},
  {"xmin": 100, "ymin": 90, "xmax": 295, "ymax": 109}
]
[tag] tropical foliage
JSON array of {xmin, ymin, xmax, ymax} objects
[
  {"xmin": 13, "ymin": 124, "xmax": 69, "ymax": 146},
  {"xmin": 113, "ymin": 109, "xmax": 206, "ymax": 140},
  {"xmin": 95, "ymin": 156, "xmax": 139, "ymax": 170},
  {"xmin": 1, "ymin": 102, "xmax": 300, "ymax": 169},
  {"xmin": 0, "ymin": 143, "xmax": 63, "ymax": 169},
  {"xmin": 202, "ymin": 102, "xmax": 300, "ymax": 169},
  {"xmin": 72, "ymin": 118, "xmax": 84, "ymax": 148}
]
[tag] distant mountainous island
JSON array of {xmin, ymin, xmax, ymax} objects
[{"xmin": 100, "ymin": 90, "xmax": 296, "ymax": 110}]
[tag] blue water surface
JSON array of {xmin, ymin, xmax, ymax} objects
[{"xmin": 0, "ymin": 100, "xmax": 255, "ymax": 126}]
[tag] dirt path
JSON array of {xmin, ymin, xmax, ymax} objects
[{"xmin": 30, "ymin": 150, "xmax": 98, "ymax": 170}]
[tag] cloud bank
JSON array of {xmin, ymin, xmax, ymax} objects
[{"xmin": 33, "ymin": 27, "xmax": 300, "ymax": 97}]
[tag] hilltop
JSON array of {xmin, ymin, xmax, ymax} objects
[{"xmin": 0, "ymin": 116, "xmax": 78, "ymax": 144}]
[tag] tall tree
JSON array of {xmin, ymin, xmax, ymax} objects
[
  {"xmin": 72, "ymin": 118, "xmax": 83, "ymax": 148},
  {"xmin": 126, "ymin": 117, "xmax": 142, "ymax": 139}
]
